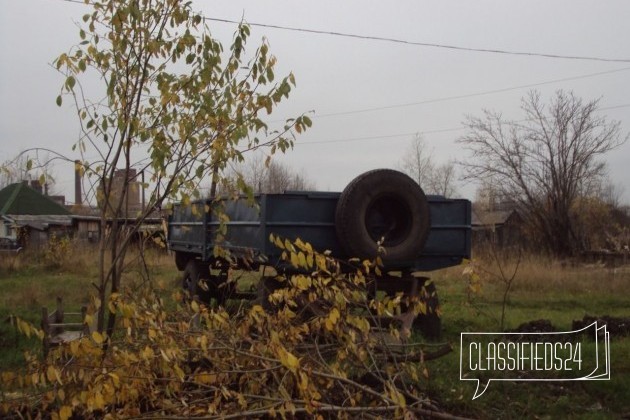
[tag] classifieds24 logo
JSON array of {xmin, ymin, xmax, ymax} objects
[{"xmin": 460, "ymin": 322, "xmax": 610, "ymax": 399}]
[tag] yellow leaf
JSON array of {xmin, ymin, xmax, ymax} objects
[
  {"xmin": 109, "ymin": 373, "xmax": 120, "ymax": 387},
  {"xmin": 59, "ymin": 405, "xmax": 72, "ymax": 420},
  {"xmin": 197, "ymin": 373, "xmax": 216, "ymax": 384},
  {"xmin": 278, "ymin": 347, "xmax": 300, "ymax": 373},
  {"xmin": 290, "ymin": 252, "xmax": 299, "ymax": 268},
  {"xmin": 46, "ymin": 365, "xmax": 56, "ymax": 382},
  {"xmin": 298, "ymin": 371, "xmax": 309, "ymax": 391},
  {"xmin": 316, "ymin": 255, "xmax": 328, "ymax": 273},
  {"xmin": 92, "ymin": 331, "xmax": 104, "ymax": 344},
  {"xmin": 388, "ymin": 385, "xmax": 406, "ymax": 408},
  {"xmin": 325, "ymin": 318, "xmax": 334, "ymax": 331},
  {"xmin": 93, "ymin": 392, "xmax": 106, "ymax": 410},
  {"xmin": 1, "ymin": 371, "xmax": 15, "ymax": 384},
  {"xmin": 285, "ymin": 351, "xmax": 299, "ymax": 373},
  {"xmin": 173, "ymin": 364, "xmax": 185, "ymax": 381},
  {"xmin": 295, "ymin": 275, "xmax": 311, "ymax": 290},
  {"xmin": 142, "ymin": 346, "xmax": 154, "ymax": 360},
  {"xmin": 191, "ymin": 300, "xmax": 200, "ymax": 313},
  {"xmin": 329, "ymin": 308, "xmax": 340, "ymax": 324},
  {"xmin": 298, "ymin": 252, "xmax": 307, "ymax": 268},
  {"xmin": 200, "ymin": 335, "xmax": 208, "ymax": 351},
  {"xmin": 19, "ymin": 320, "xmax": 31, "ymax": 337}
]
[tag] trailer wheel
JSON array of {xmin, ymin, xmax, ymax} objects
[
  {"xmin": 335, "ymin": 169, "xmax": 430, "ymax": 263},
  {"xmin": 210, "ymin": 271, "xmax": 235, "ymax": 307},
  {"xmin": 413, "ymin": 280, "xmax": 441, "ymax": 339},
  {"xmin": 174, "ymin": 252, "xmax": 192, "ymax": 271},
  {"xmin": 182, "ymin": 260, "xmax": 211, "ymax": 303}
]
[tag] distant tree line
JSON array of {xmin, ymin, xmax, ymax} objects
[{"xmin": 221, "ymin": 155, "xmax": 315, "ymax": 196}]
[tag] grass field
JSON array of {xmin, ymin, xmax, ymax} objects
[
  {"xmin": 0, "ymin": 248, "xmax": 180, "ymax": 368},
  {"xmin": 420, "ymin": 259, "xmax": 630, "ymax": 418},
  {"xmin": 1, "ymin": 247, "xmax": 629, "ymax": 418}
]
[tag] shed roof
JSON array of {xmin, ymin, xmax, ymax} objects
[
  {"xmin": 7, "ymin": 214, "xmax": 73, "ymax": 231},
  {"xmin": 471, "ymin": 209, "xmax": 519, "ymax": 227},
  {"xmin": 0, "ymin": 183, "xmax": 71, "ymax": 216}
]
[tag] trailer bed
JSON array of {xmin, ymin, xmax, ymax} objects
[{"xmin": 168, "ymin": 191, "xmax": 471, "ymax": 272}]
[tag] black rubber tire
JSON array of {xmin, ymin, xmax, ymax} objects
[
  {"xmin": 335, "ymin": 169, "xmax": 430, "ymax": 263},
  {"xmin": 174, "ymin": 252, "xmax": 191, "ymax": 271},
  {"xmin": 210, "ymin": 271, "xmax": 235, "ymax": 307},
  {"xmin": 182, "ymin": 260, "xmax": 211, "ymax": 303},
  {"xmin": 413, "ymin": 280, "xmax": 441, "ymax": 339}
]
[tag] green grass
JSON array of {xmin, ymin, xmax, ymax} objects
[
  {"xmin": 418, "ymin": 263, "xmax": 630, "ymax": 419},
  {"xmin": 0, "ymin": 248, "xmax": 181, "ymax": 368}
]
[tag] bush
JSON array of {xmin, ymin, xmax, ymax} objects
[
  {"xmin": 43, "ymin": 235, "xmax": 73, "ymax": 269},
  {"xmin": 1, "ymin": 239, "xmax": 446, "ymax": 418}
]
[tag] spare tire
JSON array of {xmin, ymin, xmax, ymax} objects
[
  {"xmin": 335, "ymin": 169, "xmax": 430, "ymax": 263},
  {"xmin": 182, "ymin": 260, "xmax": 211, "ymax": 303}
]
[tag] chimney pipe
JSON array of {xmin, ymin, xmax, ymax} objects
[
  {"xmin": 74, "ymin": 160, "xmax": 82, "ymax": 205},
  {"xmin": 30, "ymin": 180, "xmax": 43, "ymax": 194}
]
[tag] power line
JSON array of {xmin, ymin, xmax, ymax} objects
[
  {"xmin": 50, "ymin": 0, "xmax": 630, "ymax": 116},
  {"xmin": 298, "ymin": 127, "xmax": 463, "ymax": 146},
  {"xmin": 206, "ymin": 17, "xmax": 630, "ymax": 64},
  {"xmin": 47, "ymin": 0, "xmax": 630, "ymax": 63},
  {"xmin": 310, "ymin": 67, "xmax": 630, "ymax": 119},
  {"xmin": 43, "ymin": 0, "xmax": 630, "ymax": 145},
  {"xmin": 296, "ymin": 103, "xmax": 630, "ymax": 146}
]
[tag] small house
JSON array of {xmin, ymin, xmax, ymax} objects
[{"xmin": 0, "ymin": 181, "xmax": 73, "ymax": 250}]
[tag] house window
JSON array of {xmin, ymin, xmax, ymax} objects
[{"xmin": 87, "ymin": 230, "xmax": 99, "ymax": 242}]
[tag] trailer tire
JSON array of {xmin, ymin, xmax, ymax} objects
[
  {"xmin": 210, "ymin": 271, "xmax": 235, "ymax": 307},
  {"xmin": 413, "ymin": 280, "xmax": 441, "ymax": 339},
  {"xmin": 182, "ymin": 260, "xmax": 211, "ymax": 303},
  {"xmin": 335, "ymin": 169, "xmax": 430, "ymax": 263},
  {"xmin": 175, "ymin": 252, "xmax": 192, "ymax": 271}
]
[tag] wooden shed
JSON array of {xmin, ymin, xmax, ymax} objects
[{"xmin": 472, "ymin": 209, "xmax": 524, "ymax": 249}]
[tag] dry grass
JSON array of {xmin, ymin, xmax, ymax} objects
[
  {"xmin": 0, "ymin": 241, "xmax": 177, "ymax": 316},
  {"xmin": 466, "ymin": 252, "xmax": 630, "ymax": 295}
]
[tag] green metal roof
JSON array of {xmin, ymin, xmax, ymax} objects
[{"xmin": 0, "ymin": 183, "xmax": 71, "ymax": 216}]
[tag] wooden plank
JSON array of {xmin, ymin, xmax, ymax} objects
[{"xmin": 50, "ymin": 331, "xmax": 84, "ymax": 345}]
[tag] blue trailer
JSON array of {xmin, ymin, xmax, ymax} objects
[{"xmin": 167, "ymin": 169, "xmax": 471, "ymax": 336}]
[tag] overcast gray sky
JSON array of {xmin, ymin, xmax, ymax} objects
[{"xmin": 1, "ymin": 0, "xmax": 629, "ymax": 202}]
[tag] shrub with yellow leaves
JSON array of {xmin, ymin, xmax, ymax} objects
[{"xmin": 1, "ymin": 238, "xmax": 452, "ymax": 418}]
